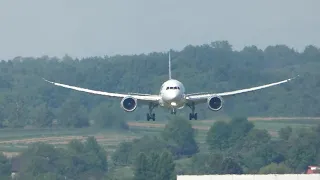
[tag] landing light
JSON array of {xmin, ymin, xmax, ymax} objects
[{"xmin": 171, "ymin": 102, "xmax": 177, "ymax": 106}]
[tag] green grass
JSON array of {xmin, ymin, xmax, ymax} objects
[
  {"xmin": 0, "ymin": 145, "xmax": 25, "ymax": 152},
  {"xmin": 0, "ymin": 117, "xmax": 318, "ymax": 159},
  {"xmin": 0, "ymin": 128, "xmax": 141, "ymax": 156},
  {"xmin": 0, "ymin": 127, "xmax": 97, "ymax": 141},
  {"xmin": 253, "ymin": 121, "xmax": 314, "ymax": 132}
]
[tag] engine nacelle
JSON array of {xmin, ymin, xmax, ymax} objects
[
  {"xmin": 207, "ymin": 95, "xmax": 223, "ymax": 111},
  {"xmin": 120, "ymin": 96, "xmax": 137, "ymax": 112}
]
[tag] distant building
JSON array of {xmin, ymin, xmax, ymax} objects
[
  {"xmin": 11, "ymin": 157, "xmax": 21, "ymax": 179},
  {"xmin": 177, "ymin": 174, "xmax": 320, "ymax": 180},
  {"xmin": 306, "ymin": 166, "xmax": 320, "ymax": 174}
]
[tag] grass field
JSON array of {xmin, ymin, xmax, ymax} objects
[{"xmin": 0, "ymin": 117, "xmax": 319, "ymax": 158}]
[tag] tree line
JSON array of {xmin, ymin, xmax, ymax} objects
[
  {"xmin": 111, "ymin": 116, "xmax": 320, "ymax": 177},
  {"xmin": 0, "ymin": 41, "xmax": 320, "ymax": 128}
]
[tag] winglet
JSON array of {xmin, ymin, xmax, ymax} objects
[
  {"xmin": 289, "ymin": 74, "xmax": 300, "ymax": 81},
  {"xmin": 42, "ymin": 78, "xmax": 54, "ymax": 84},
  {"xmin": 168, "ymin": 50, "xmax": 172, "ymax": 79}
]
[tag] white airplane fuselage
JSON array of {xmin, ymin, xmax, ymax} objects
[{"xmin": 158, "ymin": 79, "xmax": 186, "ymax": 109}]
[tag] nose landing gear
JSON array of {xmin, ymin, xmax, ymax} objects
[{"xmin": 171, "ymin": 108, "xmax": 176, "ymax": 115}]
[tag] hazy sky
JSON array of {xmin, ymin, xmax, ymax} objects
[{"xmin": 0, "ymin": 0, "xmax": 319, "ymax": 60}]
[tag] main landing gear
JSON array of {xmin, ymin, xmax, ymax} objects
[
  {"xmin": 187, "ymin": 102, "xmax": 197, "ymax": 120},
  {"xmin": 147, "ymin": 113, "xmax": 155, "ymax": 121},
  {"xmin": 147, "ymin": 103, "xmax": 157, "ymax": 121}
]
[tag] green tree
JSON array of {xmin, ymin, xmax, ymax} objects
[
  {"xmin": 16, "ymin": 137, "xmax": 108, "ymax": 179},
  {"xmin": 64, "ymin": 137, "xmax": 108, "ymax": 179},
  {"xmin": 133, "ymin": 150, "xmax": 175, "ymax": 180},
  {"xmin": 228, "ymin": 117, "xmax": 254, "ymax": 146},
  {"xmin": 112, "ymin": 135, "xmax": 168, "ymax": 165},
  {"xmin": 133, "ymin": 152, "xmax": 149, "ymax": 180},
  {"xmin": 233, "ymin": 129, "xmax": 281, "ymax": 173},
  {"xmin": 1, "ymin": 93, "xmax": 28, "ymax": 128},
  {"xmin": 259, "ymin": 162, "xmax": 292, "ymax": 174},
  {"xmin": 83, "ymin": 136, "xmax": 108, "ymax": 172},
  {"xmin": 239, "ymin": 129, "xmax": 271, "ymax": 151},
  {"xmin": 279, "ymin": 126, "xmax": 292, "ymax": 140},
  {"xmin": 0, "ymin": 153, "xmax": 11, "ymax": 178},
  {"xmin": 206, "ymin": 120, "xmax": 230, "ymax": 151},
  {"xmin": 190, "ymin": 153, "xmax": 224, "ymax": 174},
  {"xmin": 206, "ymin": 117, "xmax": 253, "ymax": 152},
  {"xmin": 221, "ymin": 157, "xmax": 243, "ymax": 174},
  {"xmin": 285, "ymin": 128, "xmax": 320, "ymax": 172},
  {"xmin": 156, "ymin": 151, "xmax": 176, "ymax": 180},
  {"xmin": 111, "ymin": 141, "xmax": 133, "ymax": 166},
  {"xmin": 28, "ymin": 103, "xmax": 54, "ymax": 127},
  {"xmin": 190, "ymin": 152, "xmax": 243, "ymax": 174},
  {"xmin": 147, "ymin": 151, "xmax": 161, "ymax": 178},
  {"xmin": 17, "ymin": 143, "xmax": 63, "ymax": 177},
  {"xmin": 68, "ymin": 139, "xmax": 85, "ymax": 153},
  {"xmin": 90, "ymin": 102, "xmax": 128, "ymax": 130},
  {"xmin": 162, "ymin": 116, "xmax": 198, "ymax": 157},
  {"xmin": 57, "ymin": 98, "xmax": 89, "ymax": 128}
]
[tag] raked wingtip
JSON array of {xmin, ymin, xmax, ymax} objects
[
  {"xmin": 42, "ymin": 78, "xmax": 52, "ymax": 83},
  {"xmin": 289, "ymin": 75, "xmax": 300, "ymax": 81}
]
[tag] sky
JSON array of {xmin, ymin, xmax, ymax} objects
[{"xmin": 0, "ymin": 0, "xmax": 319, "ymax": 60}]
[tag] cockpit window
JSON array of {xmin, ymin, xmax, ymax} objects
[{"xmin": 166, "ymin": 86, "xmax": 180, "ymax": 90}]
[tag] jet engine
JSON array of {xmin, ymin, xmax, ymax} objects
[
  {"xmin": 207, "ymin": 95, "xmax": 223, "ymax": 111},
  {"xmin": 120, "ymin": 96, "xmax": 137, "ymax": 112}
]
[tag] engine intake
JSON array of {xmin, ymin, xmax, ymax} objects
[
  {"xmin": 120, "ymin": 96, "xmax": 137, "ymax": 112},
  {"xmin": 207, "ymin": 95, "xmax": 223, "ymax": 111}
]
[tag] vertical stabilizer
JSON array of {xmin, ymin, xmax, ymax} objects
[{"xmin": 168, "ymin": 50, "xmax": 172, "ymax": 79}]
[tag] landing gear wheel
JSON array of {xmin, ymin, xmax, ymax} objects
[
  {"xmin": 189, "ymin": 113, "xmax": 198, "ymax": 120},
  {"xmin": 147, "ymin": 113, "xmax": 156, "ymax": 121},
  {"xmin": 171, "ymin": 109, "xmax": 177, "ymax": 115},
  {"xmin": 152, "ymin": 113, "xmax": 155, "ymax": 121},
  {"xmin": 187, "ymin": 102, "xmax": 198, "ymax": 120},
  {"xmin": 147, "ymin": 103, "xmax": 157, "ymax": 121}
]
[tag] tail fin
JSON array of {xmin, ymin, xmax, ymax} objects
[{"xmin": 168, "ymin": 50, "xmax": 172, "ymax": 79}]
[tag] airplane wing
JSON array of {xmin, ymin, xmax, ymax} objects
[
  {"xmin": 42, "ymin": 78, "xmax": 160, "ymax": 102},
  {"xmin": 185, "ymin": 76, "xmax": 298, "ymax": 103}
]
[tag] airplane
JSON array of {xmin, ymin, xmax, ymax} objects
[{"xmin": 43, "ymin": 50, "xmax": 298, "ymax": 121}]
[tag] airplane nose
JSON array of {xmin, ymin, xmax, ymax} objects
[{"xmin": 164, "ymin": 91, "xmax": 180, "ymax": 101}]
